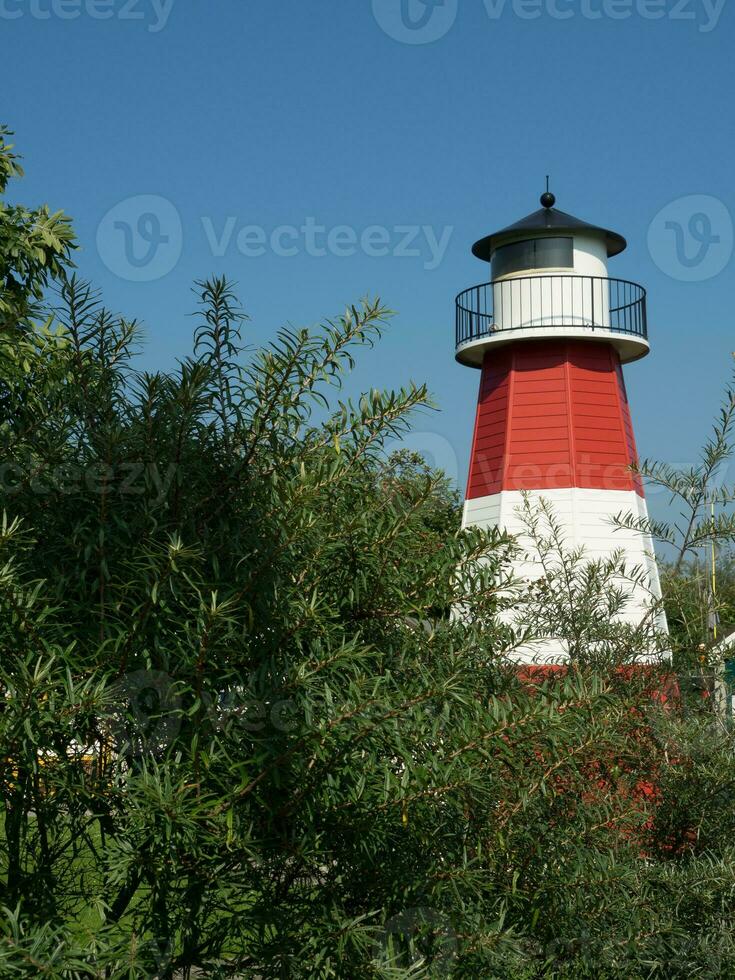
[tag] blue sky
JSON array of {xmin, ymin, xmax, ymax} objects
[{"xmin": 4, "ymin": 0, "xmax": 735, "ymax": 517}]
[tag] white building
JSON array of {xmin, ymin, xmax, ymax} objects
[{"xmin": 456, "ymin": 189, "xmax": 667, "ymax": 663}]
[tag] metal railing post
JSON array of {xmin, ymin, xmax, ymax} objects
[
  {"xmin": 591, "ymin": 276, "xmax": 595, "ymax": 329},
  {"xmin": 455, "ymin": 276, "xmax": 646, "ymax": 351}
]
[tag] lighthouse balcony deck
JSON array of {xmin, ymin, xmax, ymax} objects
[{"xmin": 455, "ymin": 274, "xmax": 649, "ymax": 366}]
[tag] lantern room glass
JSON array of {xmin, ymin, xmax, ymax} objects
[{"xmin": 491, "ymin": 236, "xmax": 573, "ymax": 279}]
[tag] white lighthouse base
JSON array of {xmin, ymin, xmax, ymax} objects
[{"xmin": 462, "ymin": 488, "xmax": 669, "ymax": 666}]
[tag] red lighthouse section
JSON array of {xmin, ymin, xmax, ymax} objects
[{"xmin": 466, "ymin": 339, "xmax": 643, "ymax": 499}]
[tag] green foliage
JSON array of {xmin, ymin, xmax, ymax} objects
[
  {"xmin": 661, "ymin": 554, "xmax": 735, "ymax": 655},
  {"xmin": 613, "ymin": 362, "xmax": 735, "ymax": 670},
  {"xmin": 0, "ymin": 127, "xmax": 75, "ymax": 330}
]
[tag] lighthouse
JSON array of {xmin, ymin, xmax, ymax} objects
[{"xmin": 456, "ymin": 189, "xmax": 666, "ymax": 664}]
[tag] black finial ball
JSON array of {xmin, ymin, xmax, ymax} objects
[{"xmin": 540, "ymin": 191, "xmax": 556, "ymax": 209}]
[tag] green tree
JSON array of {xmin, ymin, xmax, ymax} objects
[
  {"xmin": 0, "ymin": 126, "xmax": 75, "ymax": 331},
  {"xmin": 613, "ymin": 363, "xmax": 735, "ymax": 670}
]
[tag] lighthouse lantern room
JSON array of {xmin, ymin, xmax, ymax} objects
[{"xmin": 457, "ymin": 189, "xmax": 666, "ymax": 663}]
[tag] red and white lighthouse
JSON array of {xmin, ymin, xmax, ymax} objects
[{"xmin": 456, "ymin": 189, "xmax": 666, "ymax": 664}]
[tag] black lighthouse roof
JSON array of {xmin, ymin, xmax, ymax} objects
[{"xmin": 471, "ymin": 191, "xmax": 627, "ymax": 261}]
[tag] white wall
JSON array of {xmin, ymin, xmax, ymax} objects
[
  {"xmin": 463, "ymin": 487, "xmax": 669, "ymax": 665},
  {"xmin": 492, "ymin": 233, "xmax": 611, "ymax": 333}
]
